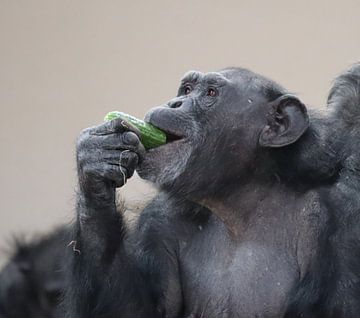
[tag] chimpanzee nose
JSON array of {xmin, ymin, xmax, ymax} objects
[{"xmin": 168, "ymin": 100, "xmax": 183, "ymax": 109}]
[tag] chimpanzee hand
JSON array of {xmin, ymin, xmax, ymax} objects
[{"xmin": 76, "ymin": 118, "xmax": 145, "ymax": 192}]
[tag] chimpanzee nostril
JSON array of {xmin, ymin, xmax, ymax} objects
[{"xmin": 169, "ymin": 100, "xmax": 183, "ymax": 109}]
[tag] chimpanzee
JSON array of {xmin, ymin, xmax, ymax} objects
[
  {"xmin": 0, "ymin": 226, "xmax": 68, "ymax": 318},
  {"xmin": 53, "ymin": 64, "xmax": 360, "ymax": 316}
]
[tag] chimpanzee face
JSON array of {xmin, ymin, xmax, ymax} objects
[{"xmin": 137, "ymin": 68, "xmax": 308, "ymax": 198}]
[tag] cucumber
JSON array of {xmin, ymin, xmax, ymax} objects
[{"xmin": 104, "ymin": 111, "xmax": 167, "ymax": 149}]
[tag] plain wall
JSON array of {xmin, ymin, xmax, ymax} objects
[{"xmin": 1, "ymin": 0, "xmax": 359, "ymax": 263}]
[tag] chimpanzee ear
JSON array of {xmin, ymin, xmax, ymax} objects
[{"xmin": 259, "ymin": 94, "xmax": 309, "ymax": 148}]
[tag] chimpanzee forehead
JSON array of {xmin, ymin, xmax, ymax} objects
[
  {"xmin": 181, "ymin": 68, "xmax": 274, "ymax": 86},
  {"xmin": 219, "ymin": 67, "xmax": 274, "ymax": 86},
  {"xmin": 180, "ymin": 68, "xmax": 287, "ymax": 100},
  {"xmin": 220, "ymin": 67, "xmax": 287, "ymax": 98},
  {"xmin": 180, "ymin": 70, "xmax": 229, "ymax": 86}
]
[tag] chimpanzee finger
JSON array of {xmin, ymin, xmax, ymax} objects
[
  {"xmin": 119, "ymin": 151, "xmax": 139, "ymax": 178},
  {"xmin": 117, "ymin": 132, "xmax": 146, "ymax": 161},
  {"xmin": 114, "ymin": 166, "xmax": 129, "ymax": 188},
  {"xmin": 89, "ymin": 118, "xmax": 141, "ymax": 136},
  {"xmin": 102, "ymin": 150, "xmax": 139, "ymax": 172},
  {"xmin": 93, "ymin": 164, "xmax": 130, "ymax": 188},
  {"xmin": 99, "ymin": 132, "xmax": 141, "ymax": 150},
  {"xmin": 122, "ymin": 132, "xmax": 146, "ymax": 161}
]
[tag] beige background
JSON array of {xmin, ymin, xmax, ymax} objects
[{"xmin": 0, "ymin": 0, "xmax": 359, "ymax": 264}]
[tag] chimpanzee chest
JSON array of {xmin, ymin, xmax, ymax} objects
[{"xmin": 178, "ymin": 221, "xmax": 299, "ymax": 317}]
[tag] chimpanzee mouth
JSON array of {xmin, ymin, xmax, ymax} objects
[
  {"xmin": 138, "ymin": 119, "xmax": 192, "ymax": 180},
  {"xmin": 147, "ymin": 126, "xmax": 187, "ymax": 153},
  {"xmin": 164, "ymin": 131, "xmax": 184, "ymax": 144},
  {"xmin": 149, "ymin": 121, "xmax": 186, "ymax": 144},
  {"xmin": 144, "ymin": 112, "xmax": 188, "ymax": 151}
]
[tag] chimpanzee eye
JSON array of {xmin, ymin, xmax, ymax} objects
[
  {"xmin": 184, "ymin": 85, "xmax": 192, "ymax": 95},
  {"xmin": 207, "ymin": 88, "xmax": 217, "ymax": 97}
]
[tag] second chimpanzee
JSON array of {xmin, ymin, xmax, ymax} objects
[
  {"xmin": 65, "ymin": 64, "xmax": 360, "ymax": 317},
  {"xmin": 0, "ymin": 226, "xmax": 68, "ymax": 318}
]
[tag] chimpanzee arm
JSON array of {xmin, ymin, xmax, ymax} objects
[
  {"xmin": 65, "ymin": 198, "xmax": 157, "ymax": 317},
  {"xmin": 64, "ymin": 119, "xmax": 181, "ymax": 317}
]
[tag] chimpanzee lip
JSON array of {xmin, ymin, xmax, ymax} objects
[
  {"xmin": 149, "ymin": 122, "xmax": 186, "ymax": 144},
  {"xmin": 164, "ymin": 131, "xmax": 184, "ymax": 143},
  {"xmin": 145, "ymin": 138, "xmax": 186, "ymax": 156},
  {"xmin": 147, "ymin": 127, "xmax": 187, "ymax": 153}
]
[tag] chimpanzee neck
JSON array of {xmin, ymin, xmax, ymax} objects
[{"xmin": 199, "ymin": 178, "xmax": 296, "ymax": 238}]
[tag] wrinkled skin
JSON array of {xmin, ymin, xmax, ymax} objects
[
  {"xmin": 61, "ymin": 65, "xmax": 360, "ymax": 317},
  {"xmin": 138, "ymin": 70, "xmax": 282, "ymax": 194}
]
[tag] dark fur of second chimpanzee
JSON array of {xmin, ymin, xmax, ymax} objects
[{"xmin": 0, "ymin": 226, "xmax": 69, "ymax": 318}]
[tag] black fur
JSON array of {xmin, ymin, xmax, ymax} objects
[
  {"xmin": 64, "ymin": 64, "xmax": 360, "ymax": 317},
  {"xmin": 3, "ymin": 64, "xmax": 360, "ymax": 317},
  {"xmin": 0, "ymin": 226, "xmax": 69, "ymax": 318}
]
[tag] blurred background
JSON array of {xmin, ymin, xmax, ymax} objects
[{"xmin": 0, "ymin": 0, "xmax": 359, "ymax": 265}]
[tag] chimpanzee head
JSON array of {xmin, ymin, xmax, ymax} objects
[
  {"xmin": 137, "ymin": 68, "xmax": 309, "ymax": 198},
  {"xmin": 0, "ymin": 231, "xmax": 66, "ymax": 318}
]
